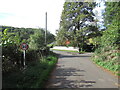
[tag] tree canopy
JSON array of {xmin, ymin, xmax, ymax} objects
[
  {"xmin": 92, "ymin": 2, "xmax": 120, "ymax": 74},
  {"xmin": 56, "ymin": 2, "xmax": 99, "ymax": 51}
]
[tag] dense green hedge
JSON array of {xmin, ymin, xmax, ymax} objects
[
  {"xmin": 3, "ymin": 52, "xmax": 58, "ymax": 88},
  {"xmin": 1, "ymin": 26, "xmax": 55, "ymax": 73},
  {"xmin": 1, "ymin": 26, "xmax": 56, "ymax": 88},
  {"xmin": 92, "ymin": 2, "xmax": 120, "ymax": 76}
]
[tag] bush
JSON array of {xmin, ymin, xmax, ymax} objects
[
  {"xmin": 2, "ymin": 52, "xmax": 58, "ymax": 88},
  {"xmin": 2, "ymin": 43, "xmax": 22, "ymax": 73},
  {"xmin": 92, "ymin": 48, "xmax": 120, "ymax": 76}
]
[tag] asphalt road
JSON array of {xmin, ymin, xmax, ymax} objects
[{"xmin": 46, "ymin": 50, "xmax": 119, "ymax": 88}]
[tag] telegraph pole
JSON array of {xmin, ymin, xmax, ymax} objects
[{"xmin": 45, "ymin": 12, "xmax": 47, "ymax": 45}]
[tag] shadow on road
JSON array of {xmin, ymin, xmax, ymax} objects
[
  {"xmin": 60, "ymin": 55, "xmax": 91, "ymax": 58},
  {"xmin": 53, "ymin": 50, "xmax": 91, "ymax": 58},
  {"xmin": 46, "ymin": 50, "xmax": 96, "ymax": 88},
  {"xmin": 47, "ymin": 67, "xmax": 96, "ymax": 88}
]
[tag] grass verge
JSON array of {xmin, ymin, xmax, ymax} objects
[
  {"xmin": 91, "ymin": 52, "xmax": 120, "ymax": 76},
  {"xmin": 2, "ymin": 51, "xmax": 58, "ymax": 88}
]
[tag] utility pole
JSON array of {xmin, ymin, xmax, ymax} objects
[{"xmin": 45, "ymin": 12, "xmax": 47, "ymax": 45}]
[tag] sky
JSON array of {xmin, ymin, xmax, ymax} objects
[
  {"xmin": 0, "ymin": 0, "xmax": 65, "ymax": 35},
  {"xmin": 93, "ymin": 1, "xmax": 106, "ymax": 29},
  {"xmin": 0, "ymin": 0, "xmax": 105, "ymax": 35}
]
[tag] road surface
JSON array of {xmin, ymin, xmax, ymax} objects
[{"xmin": 46, "ymin": 50, "xmax": 119, "ymax": 88}]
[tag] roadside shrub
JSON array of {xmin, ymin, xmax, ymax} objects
[
  {"xmin": 2, "ymin": 43, "xmax": 22, "ymax": 73},
  {"xmin": 2, "ymin": 53, "xmax": 58, "ymax": 88}
]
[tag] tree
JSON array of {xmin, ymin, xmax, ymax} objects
[
  {"xmin": 56, "ymin": 2, "xmax": 98, "ymax": 51},
  {"xmin": 28, "ymin": 29, "xmax": 45, "ymax": 50},
  {"xmin": 102, "ymin": 2, "xmax": 120, "ymax": 48},
  {"xmin": 92, "ymin": 2, "xmax": 120, "ymax": 73},
  {"xmin": 29, "ymin": 29, "xmax": 55, "ymax": 50},
  {"xmin": 46, "ymin": 31, "xmax": 55, "ymax": 44}
]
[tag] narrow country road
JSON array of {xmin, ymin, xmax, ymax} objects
[{"xmin": 46, "ymin": 50, "xmax": 119, "ymax": 88}]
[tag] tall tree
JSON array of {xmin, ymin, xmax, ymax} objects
[
  {"xmin": 102, "ymin": 2, "xmax": 120, "ymax": 48},
  {"xmin": 92, "ymin": 2, "xmax": 120, "ymax": 73},
  {"xmin": 56, "ymin": 2, "xmax": 98, "ymax": 51}
]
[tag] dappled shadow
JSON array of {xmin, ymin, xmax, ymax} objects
[
  {"xmin": 54, "ymin": 68, "xmax": 85, "ymax": 77},
  {"xmin": 46, "ymin": 67, "xmax": 96, "ymax": 88},
  {"xmin": 53, "ymin": 50, "xmax": 91, "ymax": 58},
  {"xmin": 46, "ymin": 50, "xmax": 96, "ymax": 88},
  {"xmin": 60, "ymin": 55, "xmax": 91, "ymax": 58},
  {"xmin": 62, "ymin": 55, "xmax": 90, "ymax": 58}
]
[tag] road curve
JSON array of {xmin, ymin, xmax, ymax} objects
[{"xmin": 46, "ymin": 50, "xmax": 119, "ymax": 88}]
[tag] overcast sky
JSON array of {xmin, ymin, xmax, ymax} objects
[
  {"xmin": 0, "ymin": 0, "xmax": 105, "ymax": 35},
  {"xmin": 0, "ymin": 0, "xmax": 65, "ymax": 35}
]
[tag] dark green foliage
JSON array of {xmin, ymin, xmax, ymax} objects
[
  {"xmin": 28, "ymin": 30, "xmax": 45, "ymax": 50},
  {"xmin": 104, "ymin": 2, "xmax": 120, "ymax": 27},
  {"xmin": 26, "ymin": 50, "xmax": 38, "ymax": 62},
  {"xmin": 92, "ymin": 48, "xmax": 119, "ymax": 73},
  {"xmin": 28, "ymin": 28, "xmax": 55, "ymax": 50},
  {"xmin": 2, "ymin": 43, "xmax": 22, "ymax": 72},
  {"xmin": 2, "ymin": 53, "xmax": 58, "ymax": 88},
  {"xmin": 46, "ymin": 31, "xmax": 55, "ymax": 45},
  {"xmin": 92, "ymin": 2, "xmax": 120, "ymax": 76},
  {"xmin": 1, "ymin": 25, "xmax": 56, "ymax": 88},
  {"xmin": 82, "ymin": 44, "xmax": 95, "ymax": 52},
  {"xmin": 102, "ymin": 2, "xmax": 120, "ymax": 47},
  {"xmin": 2, "ymin": 28, "xmax": 22, "ymax": 73},
  {"xmin": 1, "ymin": 25, "xmax": 55, "ymax": 73},
  {"xmin": 56, "ymin": 2, "xmax": 99, "ymax": 52}
]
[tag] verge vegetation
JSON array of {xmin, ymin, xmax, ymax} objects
[
  {"xmin": 1, "ymin": 26, "xmax": 57, "ymax": 88},
  {"xmin": 92, "ymin": 2, "xmax": 120, "ymax": 76},
  {"xmin": 3, "ymin": 52, "xmax": 58, "ymax": 88}
]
